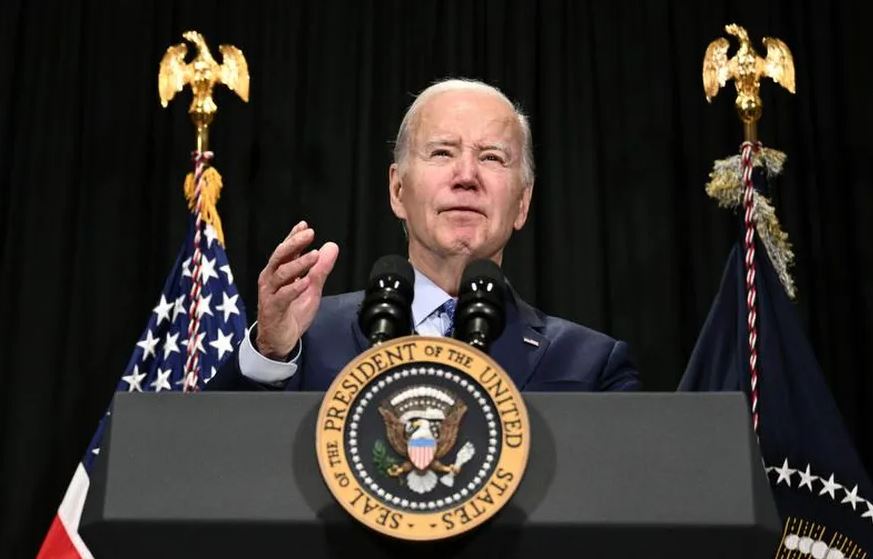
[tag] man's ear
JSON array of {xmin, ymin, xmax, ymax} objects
[
  {"xmin": 513, "ymin": 184, "xmax": 533, "ymax": 230},
  {"xmin": 388, "ymin": 163, "xmax": 407, "ymax": 220}
]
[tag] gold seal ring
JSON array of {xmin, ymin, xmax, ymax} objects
[{"xmin": 316, "ymin": 335, "xmax": 529, "ymax": 541}]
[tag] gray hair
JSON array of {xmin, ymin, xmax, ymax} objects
[{"xmin": 393, "ymin": 78, "xmax": 535, "ymax": 188}]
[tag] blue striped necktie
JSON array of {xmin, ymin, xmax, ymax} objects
[{"xmin": 439, "ymin": 298, "xmax": 457, "ymax": 337}]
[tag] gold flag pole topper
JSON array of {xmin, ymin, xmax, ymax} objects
[
  {"xmin": 701, "ymin": 24, "xmax": 797, "ymax": 301},
  {"xmin": 703, "ymin": 23, "xmax": 795, "ymax": 143},
  {"xmin": 158, "ymin": 30, "xmax": 250, "ymax": 247},
  {"xmin": 159, "ymin": 30, "xmax": 250, "ymax": 153},
  {"xmin": 157, "ymin": 31, "xmax": 249, "ymax": 390}
]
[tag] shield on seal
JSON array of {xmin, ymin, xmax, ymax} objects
[{"xmin": 408, "ymin": 437, "xmax": 436, "ymax": 470}]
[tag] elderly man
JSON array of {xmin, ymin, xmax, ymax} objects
[{"xmin": 210, "ymin": 79, "xmax": 639, "ymax": 392}]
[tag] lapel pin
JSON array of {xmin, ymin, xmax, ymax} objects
[{"xmin": 523, "ymin": 337, "xmax": 540, "ymax": 347}]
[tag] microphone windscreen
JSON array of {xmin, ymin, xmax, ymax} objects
[
  {"xmin": 455, "ymin": 259, "xmax": 506, "ymax": 350},
  {"xmin": 369, "ymin": 255, "xmax": 414, "ymax": 285},
  {"xmin": 459, "ymin": 259, "xmax": 505, "ymax": 295},
  {"xmin": 360, "ymin": 255, "xmax": 414, "ymax": 344}
]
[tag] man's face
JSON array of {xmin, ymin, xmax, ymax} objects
[{"xmin": 389, "ymin": 89, "xmax": 532, "ymax": 264}]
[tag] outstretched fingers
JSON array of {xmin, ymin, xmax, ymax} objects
[
  {"xmin": 260, "ymin": 222, "xmax": 316, "ymax": 293},
  {"xmin": 271, "ymin": 242, "xmax": 338, "ymax": 304},
  {"xmin": 264, "ymin": 222, "xmax": 314, "ymax": 274},
  {"xmin": 270, "ymin": 249, "xmax": 319, "ymax": 290},
  {"xmin": 272, "ymin": 274, "xmax": 311, "ymax": 305}
]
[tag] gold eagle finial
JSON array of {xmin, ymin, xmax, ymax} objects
[
  {"xmin": 158, "ymin": 30, "xmax": 249, "ymax": 151},
  {"xmin": 702, "ymin": 24, "xmax": 795, "ymax": 141}
]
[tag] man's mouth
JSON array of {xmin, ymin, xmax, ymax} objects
[{"xmin": 440, "ymin": 206, "xmax": 485, "ymax": 216}]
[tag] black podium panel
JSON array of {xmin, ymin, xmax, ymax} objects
[{"xmin": 80, "ymin": 392, "xmax": 780, "ymax": 558}]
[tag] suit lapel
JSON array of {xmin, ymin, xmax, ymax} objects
[
  {"xmin": 490, "ymin": 289, "xmax": 549, "ymax": 390},
  {"xmin": 351, "ymin": 317, "xmax": 368, "ymax": 354}
]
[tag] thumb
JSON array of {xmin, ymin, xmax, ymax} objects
[{"xmin": 308, "ymin": 242, "xmax": 339, "ymax": 290}]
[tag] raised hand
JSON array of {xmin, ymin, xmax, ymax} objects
[{"xmin": 255, "ymin": 220, "xmax": 339, "ymax": 359}]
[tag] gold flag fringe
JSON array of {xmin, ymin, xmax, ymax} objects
[
  {"xmin": 706, "ymin": 148, "xmax": 796, "ymax": 299},
  {"xmin": 184, "ymin": 167, "xmax": 226, "ymax": 247}
]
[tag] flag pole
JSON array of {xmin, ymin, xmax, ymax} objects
[
  {"xmin": 701, "ymin": 23, "xmax": 796, "ymax": 433},
  {"xmin": 158, "ymin": 30, "xmax": 250, "ymax": 391}
]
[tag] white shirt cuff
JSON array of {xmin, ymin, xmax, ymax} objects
[{"xmin": 238, "ymin": 322, "xmax": 301, "ymax": 385}]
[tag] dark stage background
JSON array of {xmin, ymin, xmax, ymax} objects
[{"xmin": 1, "ymin": 1, "xmax": 870, "ymax": 556}]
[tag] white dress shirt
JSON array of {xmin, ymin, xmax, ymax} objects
[{"xmin": 238, "ymin": 267, "xmax": 455, "ymax": 384}]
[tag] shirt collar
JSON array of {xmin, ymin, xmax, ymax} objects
[{"xmin": 411, "ymin": 267, "xmax": 453, "ymax": 329}]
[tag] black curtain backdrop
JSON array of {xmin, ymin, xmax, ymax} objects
[{"xmin": 1, "ymin": 1, "xmax": 870, "ymax": 555}]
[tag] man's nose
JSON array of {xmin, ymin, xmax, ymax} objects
[{"xmin": 452, "ymin": 150, "xmax": 479, "ymax": 189}]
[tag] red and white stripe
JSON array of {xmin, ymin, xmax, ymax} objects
[{"xmin": 37, "ymin": 464, "xmax": 94, "ymax": 559}]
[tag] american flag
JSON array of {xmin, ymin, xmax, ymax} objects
[{"xmin": 37, "ymin": 219, "xmax": 247, "ymax": 558}]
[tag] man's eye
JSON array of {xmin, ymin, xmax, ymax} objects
[
  {"xmin": 482, "ymin": 153, "xmax": 505, "ymax": 164},
  {"xmin": 430, "ymin": 149, "xmax": 451, "ymax": 158}
]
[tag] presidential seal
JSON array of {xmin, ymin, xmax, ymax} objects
[{"xmin": 316, "ymin": 336, "xmax": 529, "ymax": 541}]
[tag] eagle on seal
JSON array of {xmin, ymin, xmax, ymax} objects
[{"xmin": 378, "ymin": 385, "xmax": 468, "ymax": 494}]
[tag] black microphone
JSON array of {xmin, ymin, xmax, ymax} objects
[
  {"xmin": 454, "ymin": 259, "xmax": 506, "ymax": 352},
  {"xmin": 358, "ymin": 255, "xmax": 414, "ymax": 346}
]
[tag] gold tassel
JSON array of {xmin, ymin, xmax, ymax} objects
[
  {"xmin": 183, "ymin": 166, "xmax": 226, "ymax": 247},
  {"xmin": 705, "ymin": 148, "xmax": 796, "ymax": 299}
]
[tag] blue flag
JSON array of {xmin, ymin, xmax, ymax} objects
[{"xmin": 680, "ymin": 164, "xmax": 873, "ymax": 556}]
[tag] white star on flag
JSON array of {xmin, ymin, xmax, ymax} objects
[
  {"xmin": 182, "ymin": 332, "xmax": 207, "ymax": 355},
  {"xmin": 203, "ymin": 223, "xmax": 219, "ymax": 248},
  {"xmin": 150, "ymin": 368, "xmax": 173, "ymax": 392},
  {"xmin": 216, "ymin": 292, "xmax": 240, "ymax": 322},
  {"xmin": 152, "ymin": 294, "xmax": 174, "ymax": 326},
  {"xmin": 172, "ymin": 294, "xmax": 186, "ymax": 322},
  {"xmin": 199, "ymin": 256, "xmax": 219, "ymax": 284},
  {"xmin": 195, "ymin": 293, "xmax": 214, "ymax": 319},
  {"xmin": 862, "ymin": 501, "xmax": 873, "ymax": 522},
  {"xmin": 841, "ymin": 484, "xmax": 863, "ymax": 510},
  {"xmin": 797, "ymin": 464, "xmax": 817, "ymax": 491},
  {"xmin": 220, "ymin": 264, "xmax": 234, "ymax": 284},
  {"xmin": 818, "ymin": 473, "xmax": 841, "ymax": 500},
  {"xmin": 774, "ymin": 459, "xmax": 796, "ymax": 487},
  {"xmin": 209, "ymin": 328, "xmax": 235, "ymax": 361},
  {"xmin": 205, "ymin": 366, "xmax": 218, "ymax": 384},
  {"xmin": 162, "ymin": 331, "xmax": 180, "ymax": 360},
  {"xmin": 136, "ymin": 330, "xmax": 159, "ymax": 361},
  {"xmin": 182, "ymin": 255, "xmax": 219, "ymax": 284},
  {"xmin": 121, "ymin": 365, "xmax": 147, "ymax": 392}
]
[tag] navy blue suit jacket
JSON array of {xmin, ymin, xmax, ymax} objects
[{"xmin": 209, "ymin": 289, "xmax": 640, "ymax": 392}]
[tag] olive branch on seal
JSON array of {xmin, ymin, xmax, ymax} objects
[{"xmin": 372, "ymin": 439, "xmax": 399, "ymax": 477}]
